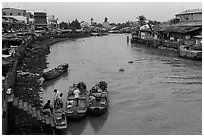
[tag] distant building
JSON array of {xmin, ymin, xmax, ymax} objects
[
  {"xmin": 2, "ymin": 8, "xmax": 27, "ymax": 23},
  {"xmin": 47, "ymin": 15, "xmax": 58, "ymax": 29},
  {"xmin": 2, "ymin": 8, "xmax": 26, "ymax": 16},
  {"xmin": 34, "ymin": 12, "xmax": 47, "ymax": 30},
  {"xmin": 175, "ymin": 9, "xmax": 202, "ymax": 22},
  {"xmin": 154, "ymin": 8, "xmax": 202, "ymax": 41},
  {"xmin": 26, "ymin": 11, "xmax": 34, "ymax": 23},
  {"xmin": 81, "ymin": 21, "xmax": 90, "ymax": 28},
  {"xmin": 139, "ymin": 24, "xmax": 158, "ymax": 39},
  {"xmin": 102, "ymin": 21, "xmax": 110, "ymax": 30},
  {"xmin": 2, "ymin": 8, "xmax": 29, "ymax": 31}
]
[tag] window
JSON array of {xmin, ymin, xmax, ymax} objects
[
  {"xmin": 10, "ymin": 13, "xmax": 12, "ymax": 15},
  {"xmin": 18, "ymin": 13, "xmax": 21, "ymax": 15},
  {"xmin": 3, "ymin": 13, "xmax": 6, "ymax": 15}
]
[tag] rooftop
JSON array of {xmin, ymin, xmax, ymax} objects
[
  {"xmin": 176, "ymin": 9, "xmax": 202, "ymax": 15},
  {"xmin": 2, "ymin": 7, "xmax": 26, "ymax": 11}
]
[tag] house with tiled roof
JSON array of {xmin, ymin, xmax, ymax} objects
[{"xmin": 154, "ymin": 9, "xmax": 202, "ymax": 41}]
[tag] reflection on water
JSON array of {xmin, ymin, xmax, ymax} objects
[
  {"xmin": 42, "ymin": 34, "xmax": 201, "ymax": 135},
  {"xmin": 67, "ymin": 117, "xmax": 88, "ymax": 135},
  {"xmin": 88, "ymin": 112, "xmax": 109, "ymax": 134}
]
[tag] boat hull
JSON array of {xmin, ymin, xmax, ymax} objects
[
  {"xmin": 66, "ymin": 84, "xmax": 88, "ymax": 120},
  {"xmin": 88, "ymin": 106, "xmax": 107, "ymax": 115},
  {"xmin": 53, "ymin": 112, "xmax": 67, "ymax": 130},
  {"xmin": 66, "ymin": 109, "xmax": 87, "ymax": 119},
  {"xmin": 178, "ymin": 46, "xmax": 202, "ymax": 61},
  {"xmin": 43, "ymin": 64, "xmax": 69, "ymax": 80},
  {"xmin": 88, "ymin": 81, "xmax": 109, "ymax": 115}
]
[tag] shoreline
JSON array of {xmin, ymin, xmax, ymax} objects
[{"xmin": 9, "ymin": 34, "xmax": 90, "ymax": 135}]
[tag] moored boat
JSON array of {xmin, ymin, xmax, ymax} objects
[
  {"xmin": 53, "ymin": 109, "xmax": 67, "ymax": 130},
  {"xmin": 178, "ymin": 45, "xmax": 202, "ymax": 61},
  {"xmin": 43, "ymin": 63, "xmax": 69, "ymax": 80},
  {"xmin": 53, "ymin": 97, "xmax": 67, "ymax": 129},
  {"xmin": 66, "ymin": 82, "xmax": 88, "ymax": 119},
  {"xmin": 88, "ymin": 81, "xmax": 108, "ymax": 115}
]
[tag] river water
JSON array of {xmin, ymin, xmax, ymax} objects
[{"xmin": 42, "ymin": 34, "xmax": 202, "ymax": 135}]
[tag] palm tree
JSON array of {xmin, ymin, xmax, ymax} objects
[
  {"xmin": 90, "ymin": 18, "xmax": 93, "ymax": 25},
  {"xmin": 104, "ymin": 17, "xmax": 108, "ymax": 22},
  {"xmin": 137, "ymin": 15, "xmax": 147, "ymax": 26}
]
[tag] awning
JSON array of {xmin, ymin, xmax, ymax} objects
[
  {"xmin": 162, "ymin": 26, "xmax": 201, "ymax": 33},
  {"xmin": 183, "ymin": 27, "xmax": 201, "ymax": 33}
]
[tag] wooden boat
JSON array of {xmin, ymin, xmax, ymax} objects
[
  {"xmin": 88, "ymin": 81, "xmax": 108, "ymax": 115},
  {"xmin": 43, "ymin": 63, "xmax": 69, "ymax": 80},
  {"xmin": 53, "ymin": 98, "xmax": 67, "ymax": 129},
  {"xmin": 178, "ymin": 45, "xmax": 202, "ymax": 61},
  {"xmin": 53, "ymin": 110, "xmax": 67, "ymax": 129},
  {"xmin": 66, "ymin": 82, "xmax": 88, "ymax": 119}
]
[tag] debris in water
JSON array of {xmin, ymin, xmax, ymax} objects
[
  {"xmin": 128, "ymin": 60, "xmax": 133, "ymax": 63},
  {"xmin": 119, "ymin": 68, "xmax": 125, "ymax": 72}
]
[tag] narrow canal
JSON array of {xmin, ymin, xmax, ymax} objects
[{"xmin": 42, "ymin": 34, "xmax": 202, "ymax": 135}]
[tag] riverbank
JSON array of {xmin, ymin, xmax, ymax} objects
[{"xmin": 6, "ymin": 33, "xmax": 91, "ymax": 134}]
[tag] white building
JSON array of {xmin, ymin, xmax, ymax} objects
[
  {"xmin": 175, "ymin": 9, "xmax": 202, "ymax": 22},
  {"xmin": 47, "ymin": 15, "xmax": 58, "ymax": 29},
  {"xmin": 2, "ymin": 8, "xmax": 27, "ymax": 23}
]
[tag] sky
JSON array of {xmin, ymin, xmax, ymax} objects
[{"xmin": 2, "ymin": 1, "xmax": 202, "ymax": 23}]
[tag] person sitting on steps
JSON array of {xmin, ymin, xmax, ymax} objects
[{"xmin": 43, "ymin": 100, "xmax": 53, "ymax": 115}]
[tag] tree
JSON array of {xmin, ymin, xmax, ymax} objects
[
  {"xmin": 90, "ymin": 18, "xmax": 94, "ymax": 25},
  {"xmin": 96, "ymin": 23, "xmax": 102, "ymax": 27},
  {"xmin": 104, "ymin": 17, "xmax": 108, "ymax": 22},
  {"xmin": 70, "ymin": 19, "xmax": 81, "ymax": 30},
  {"xmin": 59, "ymin": 22, "xmax": 68, "ymax": 29},
  {"xmin": 137, "ymin": 15, "xmax": 147, "ymax": 26}
]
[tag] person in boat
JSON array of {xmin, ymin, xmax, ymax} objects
[
  {"xmin": 43, "ymin": 100, "xmax": 53, "ymax": 114},
  {"xmin": 77, "ymin": 82, "xmax": 87, "ymax": 95},
  {"xmin": 92, "ymin": 85, "xmax": 98, "ymax": 93},
  {"xmin": 89, "ymin": 95, "xmax": 96, "ymax": 103},
  {"xmin": 74, "ymin": 88, "xmax": 80, "ymax": 107},
  {"xmin": 58, "ymin": 93, "xmax": 63, "ymax": 108},
  {"xmin": 97, "ymin": 89, "xmax": 102, "ymax": 93},
  {"xmin": 54, "ymin": 92, "xmax": 63, "ymax": 109}
]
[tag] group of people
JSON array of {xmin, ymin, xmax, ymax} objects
[
  {"xmin": 43, "ymin": 86, "xmax": 81, "ymax": 114},
  {"xmin": 54, "ymin": 89, "xmax": 63, "ymax": 109},
  {"xmin": 42, "ymin": 89, "xmax": 63, "ymax": 114},
  {"xmin": 43, "ymin": 81, "xmax": 106, "ymax": 113}
]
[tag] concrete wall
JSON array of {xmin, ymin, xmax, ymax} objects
[
  {"xmin": 3, "ymin": 8, "xmax": 26, "ymax": 16},
  {"xmin": 176, "ymin": 13, "xmax": 202, "ymax": 22}
]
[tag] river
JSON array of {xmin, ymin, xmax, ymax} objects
[{"xmin": 42, "ymin": 34, "xmax": 202, "ymax": 135}]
